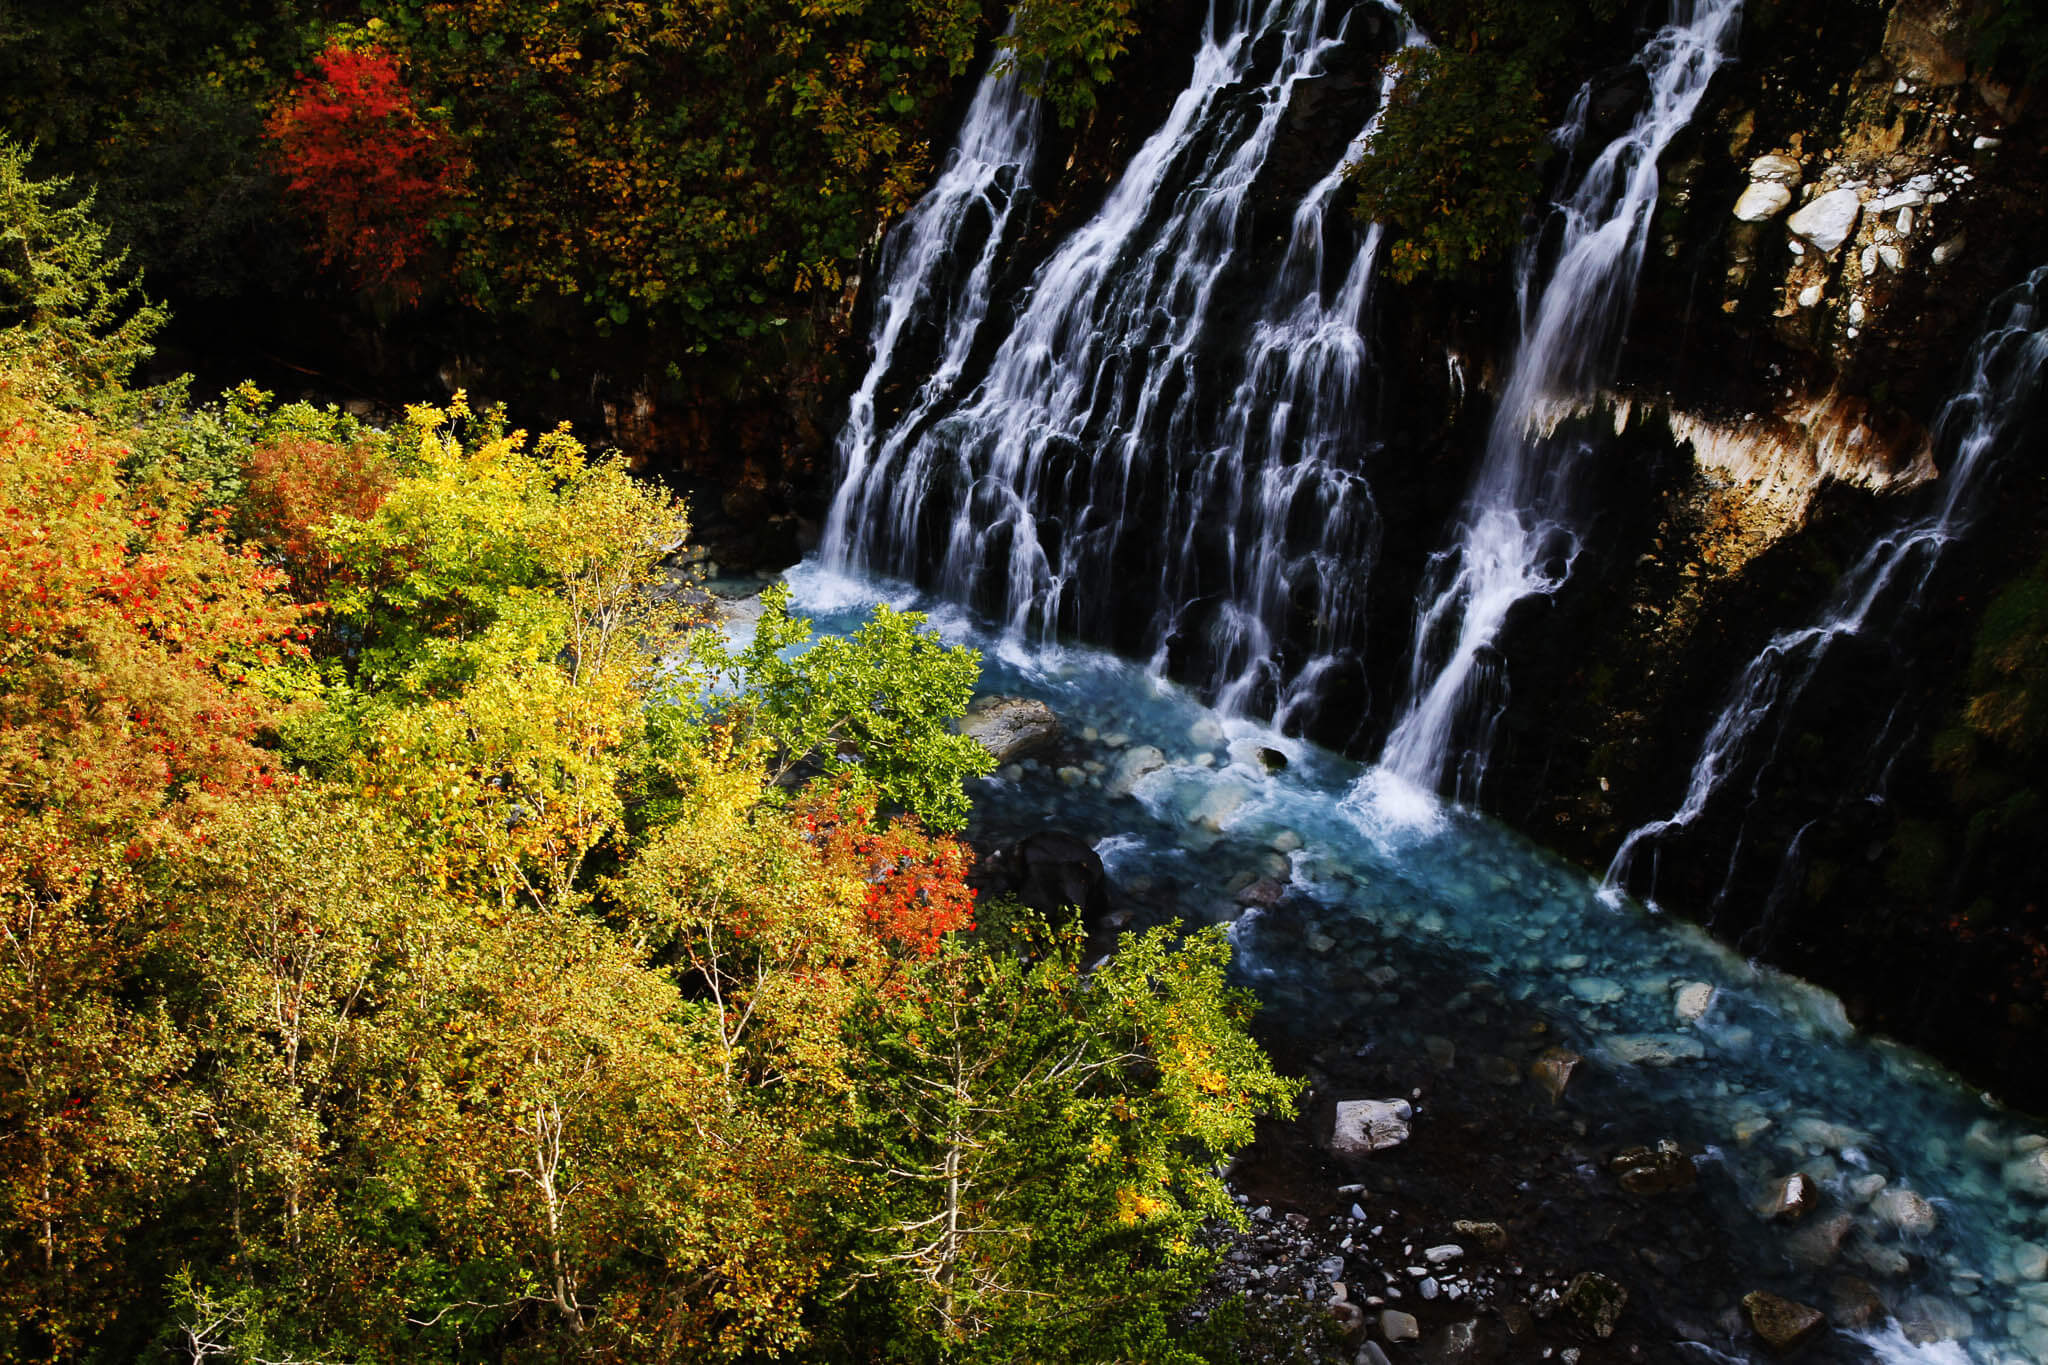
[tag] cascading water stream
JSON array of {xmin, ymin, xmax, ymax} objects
[
  {"xmin": 824, "ymin": 0, "xmax": 1421, "ymax": 725},
  {"xmin": 1366, "ymin": 0, "xmax": 1742, "ymax": 806},
  {"xmin": 1604, "ymin": 265, "xmax": 2048, "ymax": 909},
  {"xmin": 1158, "ymin": 13, "xmax": 1426, "ymax": 728},
  {"xmin": 820, "ymin": 58, "xmax": 1041, "ymax": 568}
]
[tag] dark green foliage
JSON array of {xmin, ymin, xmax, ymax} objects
[
  {"xmin": 0, "ymin": 137, "xmax": 166, "ymax": 412},
  {"xmin": 1346, "ymin": 0, "xmax": 1622, "ymax": 282},
  {"xmin": 0, "ymin": 3, "xmax": 313, "ymax": 300},
  {"xmin": 1348, "ymin": 47, "xmax": 1548, "ymax": 283},
  {"xmin": 1971, "ymin": 0, "xmax": 2048, "ymax": 87},
  {"xmin": 998, "ymin": 0, "xmax": 1140, "ymax": 126}
]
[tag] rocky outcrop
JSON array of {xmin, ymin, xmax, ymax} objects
[{"xmin": 957, "ymin": 695, "xmax": 1063, "ymax": 763}]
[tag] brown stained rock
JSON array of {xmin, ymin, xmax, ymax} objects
[
  {"xmin": 1565, "ymin": 1271, "xmax": 1629, "ymax": 1339},
  {"xmin": 1760, "ymin": 1172, "xmax": 1818, "ymax": 1222},
  {"xmin": 1744, "ymin": 1290, "xmax": 1827, "ymax": 1352},
  {"xmin": 1610, "ymin": 1140, "xmax": 1698, "ymax": 1195},
  {"xmin": 1530, "ymin": 1047, "xmax": 1580, "ymax": 1103},
  {"xmin": 1452, "ymin": 1219, "xmax": 1509, "ymax": 1252}
]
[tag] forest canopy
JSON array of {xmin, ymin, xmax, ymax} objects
[{"xmin": 0, "ymin": 142, "xmax": 1294, "ymax": 1363}]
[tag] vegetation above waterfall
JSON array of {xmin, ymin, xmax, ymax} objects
[
  {"xmin": 0, "ymin": 150, "xmax": 1295, "ymax": 1363},
  {"xmin": 1345, "ymin": 0, "xmax": 1621, "ymax": 282}
]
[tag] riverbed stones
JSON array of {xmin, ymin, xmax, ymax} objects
[
  {"xmin": 1744, "ymin": 1290, "xmax": 1826, "ymax": 1351},
  {"xmin": 1787, "ymin": 186, "xmax": 1863, "ymax": 253},
  {"xmin": 1899, "ymin": 1294, "xmax": 1974, "ymax": 1343},
  {"xmin": 959, "ymin": 695, "xmax": 1062, "ymax": 761},
  {"xmin": 1106, "ymin": 744, "xmax": 1167, "ymax": 798},
  {"xmin": 1598, "ymin": 1033, "xmax": 1706, "ymax": 1067},
  {"xmin": 1674, "ymin": 981, "xmax": 1716, "ymax": 1023},
  {"xmin": 1332, "ymin": 1099, "xmax": 1412, "ymax": 1159},
  {"xmin": 1829, "ymin": 1276, "xmax": 1888, "ymax": 1329},
  {"xmin": 1192, "ymin": 781, "xmax": 1250, "ymax": 831},
  {"xmin": 1564, "ymin": 1272, "xmax": 1627, "ymax": 1338},
  {"xmin": 1786, "ymin": 1212, "xmax": 1857, "ymax": 1269},
  {"xmin": 2014, "ymin": 1242, "xmax": 2048, "ymax": 1281},
  {"xmin": 1872, "ymin": 1187, "xmax": 1939, "ymax": 1236},
  {"xmin": 2004, "ymin": 1148, "xmax": 2048, "ymax": 1198},
  {"xmin": 1380, "ymin": 1309, "xmax": 1419, "ymax": 1342},
  {"xmin": 1569, "ymin": 977, "xmax": 1624, "ymax": 1004}
]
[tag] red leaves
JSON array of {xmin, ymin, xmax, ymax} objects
[
  {"xmin": 241, "ymin": 434, "xmax": 395, "ymax": 599},
  {"xmin": 797, "ymin": 788, "xmax": 975, "ymax": 958},
  {"xmin": 266, "ymin": 44, "xmax": 468, "ymax": 295}
]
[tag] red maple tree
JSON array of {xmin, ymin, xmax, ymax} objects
[{"xmin": 266, "ymin": 44, "xmax": 467, "ymax": 295}]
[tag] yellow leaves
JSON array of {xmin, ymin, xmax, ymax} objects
[{"xmin": 1112, "ymin": 1185, "xmax": 1167, "ymax": 1225}]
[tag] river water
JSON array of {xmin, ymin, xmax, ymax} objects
[{"xmin": 769, "ymin": 558, "xmax": 2048, "ymax": 1365}]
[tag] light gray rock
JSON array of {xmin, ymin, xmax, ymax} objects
[
  {"xmin": 1105, "ymin": 745, "xmax": 1167, "ymax": 798},
  {"xmin": 1787, "ymin": 186, "xmax": 1863, "ymax": 253},
  {"xmin": 2014, "ymin": 1242, "xmax": 2048, "ymax": 1281},
  {"xmin": 1357, "ymin": 1343, "xmax": 1393, "ymax": 1365},
  {"xmin": 1332, "ymin": 1099, "xmax": 1413, "ymax": 1158},
  {"xmin": 1425, "ymin": 1244, "xmax": 1464, "ymax": 1264},
  {"xmin": 1380, "ymin": 1309, "xmax": 1420, "ymax": 1342},
  {"xmin": 1932, "ymin": 232, "xmax": 1967, "ymax": 266},
  {"xmin": 1798, "ymin": 283, "xmax": 1824, "ymax": 308},
  {"xmin": 959, "ymin": 696, "xmax": 1062, "ymax": 762},
  {"xmin": 1734, "ymin": 181, "xmax": 1794, "ymax": 221},
  {"xmin": 1749, "ymin": 153, "xmax": 1803, "ymax": 185},
  {"xmin": 1674, "ymin": 981, "xmax": 1717, "ymax": 1022},
  {"xmin": 1570, "ymin": 977, "xmax": 1625, "ymax": 1004},
  {"xmin": 1873, "ymin": 1188, "xmax": 1939, "ymax": 1236}
]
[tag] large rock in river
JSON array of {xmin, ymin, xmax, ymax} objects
[
  {"xmin": 1330, "ymin": 1098, "xmax": 1412, "ymax": 1158},
  {"xmin": 958, "ymin": 695, "xmax": 1062, "ymax": 762}
]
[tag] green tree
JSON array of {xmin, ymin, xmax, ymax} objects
[{"xmin": 687, "ymin": 584, "xmax": 995, "ymax": 832}]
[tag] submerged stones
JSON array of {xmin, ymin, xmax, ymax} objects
[
  {"xmin": 1106, "ymin": 744, "xmax": 1167, "ymax": 798},
  {"xmin": 1331, "ymin": 1099, "xmax": 1413, "ymax": 1158},
  {"xmin": 1597, "ymin": 1033, "xmax": 1706, "ymax": 1067},
  {"xmin": 1673, "ymin": 981, "xmax": 1716, "ymax": 1023},
  {"xmin": 1871, "ymin": 1187, "xmax": 1939, "ymax": 1236},
  {"xmin": 2004, "ymin": 1148, "xmax": 2048, "ymax": 1199},
  {"xmin": 1743, "ymin": 1290, "xmax": 1826, "ymax": 1351}
]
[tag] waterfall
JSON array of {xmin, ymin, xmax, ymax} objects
[
  {"xmin": 1162, "ymin": 15, "xmax": 1427, "ymax": 729},
  {"xmin": 820, "ymin": 58, "xmax": 1041, "ymax": 569},
  {"xmin": 824, "ymin": 0, "xmax": 1412, "ymax": 727},
  {"xmin": 1371, "ymin": 0, "xmax": 1742, "ymax": 802},
  {"xmin": 1604, "ymin": 265, "xmax": 2048, "ymax": 908}
]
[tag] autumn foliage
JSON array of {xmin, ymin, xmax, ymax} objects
[
  {"xmin": 798, "ymin": 788, "xmax": 976, "ymax": 958},
  {"xmin": 265, "ymin": 44, "xmax": 466, "ymax": 293}
]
